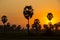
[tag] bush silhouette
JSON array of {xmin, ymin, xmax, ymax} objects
[{"xmin": 32, "ymin": 19, "xmax": 41, "ymax": 32}]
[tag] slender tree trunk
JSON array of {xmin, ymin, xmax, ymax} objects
[
  {"xmin": 28, "ymin": 18, "xmax": 30, "ymax": 32},
  {"xmin": 4, "ymin": 23, "xmax": 5, "ymax": 32}
]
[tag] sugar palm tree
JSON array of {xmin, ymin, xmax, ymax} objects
[
  {"xmin": 47, "ymin": 13, "xmax": 53, "ymax": 31},
  {"xmin": 23, "ymin": 6, "xmax": 33, "ymax": 32},
  {"xmin": 1, "ymin": 15, "xmax": 8, "ymax": 32}
]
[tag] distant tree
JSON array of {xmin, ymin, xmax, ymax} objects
[
  {"xmin": 47, "ymin": 13, "xmax": 54, "ymax": 31},
  {"xmin": 32, "ymin": 19, "xmax": 41, "ymax": 32},
  {"xmin": 49, "ymin": 23, "xmax": 54, "ymax": 31},
  {"xmin": 47, "ymin": 13, "xmax": 53, "ymax": 21},
  {"xmin": 43, "ymin": 24, "xmax": 53, "ymax": 35},
  {"xmin": 43, "ymin": 24, "xmax": 48, "ymax": 31},
  {"xmin": 54, "ymin": 23, "xmax": 58, "ymax": 31},
  {"xmin": 1, "ymin": 15, "xmax": 8, "ymax": 32},
  {"xmin": 16, "ymin": 25, "xmax": 21, "ymax": 32},
  {"xmin": 1, "ymin": 15, "xmax": 8, "ymax": 25},
  {"xmin": 7, "ymin": 22, "xmax": 10, "ymax": 32},
  {"xmin": 12, "ymin": 24, "xmax": 16, "ymax": 31},
  {"xmin": 10, "ymin": 24, "xmax": 16, "ymax": 32},
  {"xmin": 23, "ymin": 6, "xmax": 33, "ymax": 32},
  {"xmin": 7, "ymin": 22, "xmax": 10, "ymax": 27}
]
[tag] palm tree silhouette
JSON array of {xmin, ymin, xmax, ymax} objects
[
  {"xmin": 47, "ymin": 13, "xmax": 53, "ymax": 31},
  {"xmin": 23, "ymin": 6, "xmax": 33, "ymax": 32},
  {"xmin": 1, "ymin": 15, "xmax": 8, "ymax": 32}
]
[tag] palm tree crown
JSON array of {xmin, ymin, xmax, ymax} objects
[
  {"xmin": 1, "ymin": 15, "xmax": 8, "ymax": 24},
  {"xmin": 23, "ymin": 6, "xmax": 33, "ymax": 20},
  {"xmin": 47, "ymin": 13, "xmax": 53, "ymax": 21}
]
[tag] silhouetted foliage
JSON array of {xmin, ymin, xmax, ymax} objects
[
  {"xmin": 54, "ymin": 23, "xmax": 58, "ymax": 30},
  {"xmin": 12, "ymin": 24, "xmax": 16, "ymax": 32},
  {"xmin": 43, "ymin": 24, "xmax": 48, "ymax": 31},
  {"xmin": 47, "ymin": 13, "xmax": 53, "ymax": 21},
  {"xmin": 23, "ymin": 6, "xmax": 33, "ymax": 20},
  {"xmin": 1, "ymin": 15, "xmax": 8, "ymax": 24},
  {"xmin": 48, "ymin": 22, "xmax": 54, "ymax": 31},
  {"xmin": 0, "ymin": 8, "xmax": 60, "ymax": 37},
  {"xmin": 6, "ymin": 22, "xmax": 11, "ymax": 32},
  {"xmin": 1, "ymin": 15, "xmax": 8, "ymax": 32},
  {"xmin": 16, "ymin": 25, "xmax": 21, "ymax": 32},
  {"xmin": 7, "ymin": 22, "xmax": 10, "ymax": 27},
  {"xmin": 43, "ymin": 24, "xmax": 54, "ymax": 36},
  {"xmin": 32, "ymin": 19, "xmax": 41, "ymax": 31},
  {"xmin": 23, "ymin": 6, "xmax": 33, "ymax": 32}
]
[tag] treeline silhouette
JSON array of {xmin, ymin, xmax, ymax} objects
[
  {"xmin": 0, "ymin": 17, "xmax": 60, "ymax": 33},
  {"xmin": 0, "ymin": 6, "xmax": 60, "ymax": 35}
]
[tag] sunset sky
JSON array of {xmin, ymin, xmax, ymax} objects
[{"xmin": 0, "ymin": 0, "xmax": 60, "ymax": 28}]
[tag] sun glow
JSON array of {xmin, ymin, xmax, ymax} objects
[{"xmin": 45, "ymin": 18, "xmax": 56, "ymax": 25}]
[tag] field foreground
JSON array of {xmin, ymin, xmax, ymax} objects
[{"xmin": 0, "ymin": 32, "xmax": 60, "ymax": 40}]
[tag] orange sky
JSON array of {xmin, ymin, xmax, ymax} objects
[{"xmin": 0, "ymin": 0, "xmax": 60, "ymax": 28}]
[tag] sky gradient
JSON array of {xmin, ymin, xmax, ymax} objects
[{"xmin": 0, "ymin": 0, "xmax": 60, "ymax": 29}]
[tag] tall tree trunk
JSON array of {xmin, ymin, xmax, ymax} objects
[
  {"xmin": 28, "ymin": 18, "xmax": 30, "ymax": 32},
  {"xmin": 4, "ymin": 23, "xmax": 5, "ymax": 32}
]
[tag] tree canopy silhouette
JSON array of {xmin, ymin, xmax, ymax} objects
[
  {"xmin": 47, "ymin": 13, "xmax": 53, "ymax": 21},
  {"xmin": 32, "ymin": 19, "xmax": 41, "ymax": 31},
  {"xmin": 23, "ymin": 6, "xmax": 33, "ymax": 20},
  {"xmin": 1, "ymin": 15, "xmax": 8, "ymax": 25}
]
